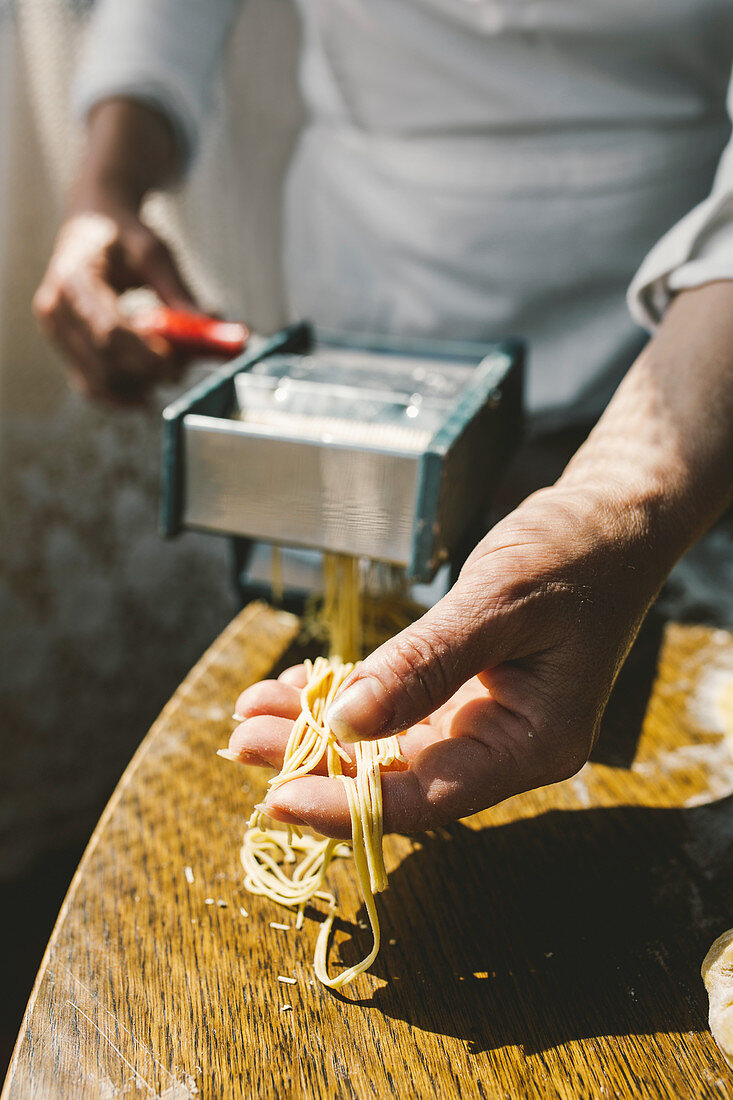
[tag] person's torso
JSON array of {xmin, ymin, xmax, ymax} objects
[
  {"xmin": 294, "ymin": 0, "xmax": 733, "ymax": 138},
  {"xmin": 283, "ymin": 0, "xmax": 733, "ymax": 418}
]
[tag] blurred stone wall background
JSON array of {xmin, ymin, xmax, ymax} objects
[{"xmin": 0, "ymin": 0, "xmax": 303, "ymax": 880}]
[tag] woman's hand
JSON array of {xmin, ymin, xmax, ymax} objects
[
  {"xmin": 33, "ymin": 97, "xmax": 196, "ymax": 407},
  {"xmin": 34, "ymin": 208, "xmax": 196, "ymax": 406},
  {"xmin": 228, "ymin": 482, "xmax": 670, "ymax": 839}
]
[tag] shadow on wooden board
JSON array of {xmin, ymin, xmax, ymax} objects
[
  {"xmin": 592, "ymin": 606, "xmax": 666, "ymax": 769},
  {"xmin": 326, "ymin": 794, "xmax": 733, "ymax": 1056}
]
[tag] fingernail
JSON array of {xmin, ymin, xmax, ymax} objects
[
  {"xmin": 224, "ymin": 732, "xmax": 270, "ymax": 768},
  {"xmin": 327, "ymin": 678, "xmax": 393, "ymax": 744},
  {"xmin": 216, "ymin": 748, "xmax": 239, "ymax": 762},
  {"xmin": 264, "ymin": 802, "xmax": 308, "ymax": 828}
]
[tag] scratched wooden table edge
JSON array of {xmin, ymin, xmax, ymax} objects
[{"xmin": 1, "ymin": 601, "xmax": 300, "ymax": 1099}]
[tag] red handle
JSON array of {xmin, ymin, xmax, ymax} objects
[{"xmin": 133, "ymin": 307, "xmax": 250, "ymax": 358}]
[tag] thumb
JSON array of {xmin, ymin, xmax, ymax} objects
[
  {"xmin": 327, "ymin": 577, "xmax": 515, "ymax": 744},
  {"xmin": 136, "ymin": 236, "xmax": 198, "ymax": 311}
]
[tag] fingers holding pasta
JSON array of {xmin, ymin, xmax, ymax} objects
[
  {"xmin": 229, "ymin": 663, "xmax": 573, "ymax": 837},
  {"xmin": 262, "ymin": 695, "xmax": 552, "ymax": 838},
  {"xmin": 229, "ymin": 713, "xmax": 434, "ymax": 779}
]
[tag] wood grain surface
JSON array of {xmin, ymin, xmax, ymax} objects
[{"xmin": 4, "ymin": 603, "xmax": 733, "ymax": 1099}]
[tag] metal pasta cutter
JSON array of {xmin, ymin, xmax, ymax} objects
[{"xmin": 161, "ymin": 323, "xmax": 523, "ymax": 583}]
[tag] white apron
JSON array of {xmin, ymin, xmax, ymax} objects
[{"xmin": 283, "ymin": 0, "xmax": 733, "ymax": 420}]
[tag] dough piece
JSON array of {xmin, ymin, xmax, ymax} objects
[{"xmin": 702, "ymin": 928, "xmax": 733, "ymax": 1068}]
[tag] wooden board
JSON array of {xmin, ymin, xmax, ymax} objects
[{"xmin": 4, "ymin": 604, "xmax": 733, "ymax": 1099}]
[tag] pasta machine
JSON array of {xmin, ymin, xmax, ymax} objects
[{"xmin": 161, "ymin": 322, "xmax": 523, "ymax": 590}]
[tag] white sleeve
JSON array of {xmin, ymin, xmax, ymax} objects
[
  {"xmin": 73, "ymin": 0, "xmax": 241, "ymax": 170},
  {"xmin": 628, "ymin": 76, "xmax": 733, "ymax": 330}
]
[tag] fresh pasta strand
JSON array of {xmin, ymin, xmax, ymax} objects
[
  {"xmin": 235, "ymin": 552, "xmax": 414, "ymax": 986},
  {"xmin": 314, "ymin": 734, "xmax": 403, "ymax": 989},
  {"xmin": 322, "ymin": 552, "xmax": 362, "ymax": 664},
  {"xmin": 236, "ymin": 657, "xmax": 406, "ymax": 989},
  {"xmin": 296, "ymin": 552, "xmax": 425, "ymax": 663}
]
